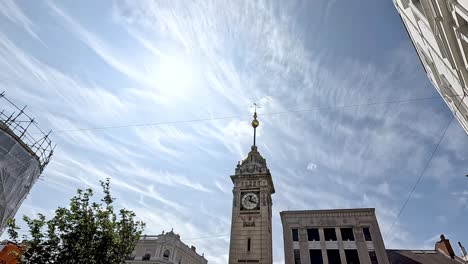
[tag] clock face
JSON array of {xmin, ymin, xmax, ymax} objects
[{"xmin": 241, "ymin": 193, "xmax": 259, "ymax": 210}]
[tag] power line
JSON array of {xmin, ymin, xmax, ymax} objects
[
  {"xmin": 49, "ymin": 94, "xmax": 462, "ymax": 134},
  {"xmin": 384, "ymin": 114, "xmax": 454, "ymax": 241},
  {"xmin": 385, "ymin": 93, "xmax": 466, "ymax": 240}
]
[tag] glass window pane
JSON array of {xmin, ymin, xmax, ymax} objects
[
  {"xmin": 345, "ymin": 249, "xmax": 360, "ymax": 264},
  {"xmin": 309, "ymin": 249, "xmax": 323, "ymax": 264},
  {"xmin": 324, "ymin": 228, "xmax": 337, "ymax": 241},
  {"xmin": 292, "ymin": 228, "xmax": 299, "ymax": 241},
  {"xmin": 369, "ymin": 251, "xmax": 378, "ymax": 264},
  {"xmin": 307, "ymin": 228, "xmax": 320, "ymax": 241},
  {"xmin": 341, "ymin": 228, "xmax": 355, "ymax": 241},
  {"xmin": 363, "ymin": 227, "xmax": 372, "ymax": 241},
  {"xmin": 294, "ymin": 249, "xmax": 301, "ymax": 264}
]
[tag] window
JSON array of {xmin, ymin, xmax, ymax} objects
[
  {"xmin": 309, "ymin": 249, "xmax": 323, "ymax": 264},
  {"xmin": 455, "ymin": 13, "xmax": 468, "ymax": 67},
  {"xmin": 163, "ymin": 249, "xmax": 170, "ymax": 259},
  {"xmin": 363, "ymin": 227, "xmax": 372, "ymax": 241},
  {"xmin": 307, "ymin": 228, "xmax": 320, "ymax": 241},
  {"xmin": 142, "ymin": 254, "xmax": 150, "ymax": 261},
  {"xmin": 292, "ymin": 228, "xmax": 299, "ymax": 241},
  {"xmin": 412, "ymin": 0, "xmax": 425, "ymax": 17},
  {"xmin": 341, "ymin": 228, "xmax": 355, "ymax": 241},
  {"xmin": 294, "ymin": 249, "xmax": 301, "ymax": 264},
  {"xmin": 345, "ymin": 250, "xmax": 360, "ymax": 264},
  {"xmin": 369, "ymin": 251, "xmax": 378, "ymax": 264},
  {"xmin": 324, "ymin": 228, "xmax": 337, "ymax": 241},
  {"xmin": 247, "ymin": 238, "xmax": 251, "ymax": 252},
  {"xmin": 327, "ymin": 250, "xmax": 341, "ymax": 264}
]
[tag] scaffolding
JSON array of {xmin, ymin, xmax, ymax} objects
[
  {"xmin": 0, "ymin": 92, "xmax": 54, "ymax": 171},
  {"xmin": 0, "ymin": 92, "xmax": 55, "ymax": 232}
]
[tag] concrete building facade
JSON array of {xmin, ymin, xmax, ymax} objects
[
  {"xmin": 280, "ymin": 209, "xmax": 389, "ymax": 264},
  {"xmin": 228, "ymin": 111, "xmax": 275, "ymax": 263},
  {"xmin": 394, "ymin": 0, "xmax": 468, "ymax": 133},
  {"xmin": 125, "ymin": 230, "xmax": 207, "ymax": 264}
]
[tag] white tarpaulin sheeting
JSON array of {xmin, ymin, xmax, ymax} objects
[{"xmin": 0, "ymin": 130, "xmax": 41, "ymax": 232}]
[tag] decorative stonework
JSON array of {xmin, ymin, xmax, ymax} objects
[
  {"xmin": 240, "ymin": 215, "xmax": 257, "ymax": 227},
  {"xmin": 126, "ymin": 230, "xmax": 206, "ymax": 264},
  {"xmin": 235, "ymin": 146, "xmax": 270, "ymax": 175}
]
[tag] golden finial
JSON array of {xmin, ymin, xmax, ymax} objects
[
  {"xmin": 251, "ymin": 103, "xmax": 260, "ymax": 147},
  {"xmin": 251, "ymin": 112, "xmax": 259, "ymax": 128}
]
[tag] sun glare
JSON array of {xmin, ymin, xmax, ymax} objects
[{"xmin": 153, "ymin": 55, "xmax": 197, "ymax": 98}]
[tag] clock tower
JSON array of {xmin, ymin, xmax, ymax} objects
[{"xmin": 228, "ymin": 111, "xmax": 275, "ymax": 263}]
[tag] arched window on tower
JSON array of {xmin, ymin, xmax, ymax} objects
[{"xmin": 163, "ymin": 249, "xmax": 170, "ymax": 260}]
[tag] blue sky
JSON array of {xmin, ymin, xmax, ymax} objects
[{"xmin": 1, "ymin": 0, "xmax": 467, "ymax": 263}]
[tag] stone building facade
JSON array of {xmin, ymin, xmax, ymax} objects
[
  {"xmin": 228, "ymin": 111, "xmax": 275, "ymax": 263},
  {"xmin": 280, "ymin": 209, "xmax": 389, "ymax": 264},
  {"xmin": 125, "ymin": 230, "xmax": 207, "ymax": 264},
  {"xmin": 394, "ymin": 0, "xmax": 468, "ymax": 133}
]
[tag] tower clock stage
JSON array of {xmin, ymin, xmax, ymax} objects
[{"xmin": 228, "ymin": 111, "xmax": 275, "ymax": 264}]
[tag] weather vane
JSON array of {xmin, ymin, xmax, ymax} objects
[{"xmin": 251, "ymin": 103, "xmax": 260, "ymax": 147}]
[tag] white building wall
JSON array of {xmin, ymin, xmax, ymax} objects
[
  {"xmin": 125, "ymin": 231, "xmax": 207, "ymax": 264},
  {"xmin": 394, "ymin": 0, "xmax": 468, "ymax": 134}
]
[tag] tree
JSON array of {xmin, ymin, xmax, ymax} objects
[{"xmin": 6, "ymin": 178, "xmax": 145, "ymax": 264}]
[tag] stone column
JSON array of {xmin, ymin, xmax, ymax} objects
[
  {"xmin": 354, "ymin": 227, "xmax": 371, "ymax": 264},
  {"xmin": 336, "ymin": 227, "xmax": 347, "ymax": 264},
  {"xmin": 319, "ymin": 228, "xmax": 329, "ymax": 264},
  {"xmin": 371, "ymin": 220, "xmax": 390, "ymax": 264},
  {"xmin": 299, "ymin": 228, "xmax": 309, "ymax": 264}
]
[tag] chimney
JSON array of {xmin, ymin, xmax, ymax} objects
[
  {"xmin": 458, "ymin": 242, "xmax": 467, "ymax": 259},
  {"xmin": 191, "ymin": 246, "xmax": 196, "ymax": 252},
  {"xmin": 435, "ymin": 234, "xmax": 455, "ymax": 259}
]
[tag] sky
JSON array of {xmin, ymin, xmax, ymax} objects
[{"xmin": 1, "ymin": 0, "xmax": 468, "ymax": 263}]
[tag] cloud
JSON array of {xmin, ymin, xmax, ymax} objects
[
  {"xmin": 306, "ymin": 162, "xmax": 318, "ymax": 171},
  {"xmin": 2, "ymin": 0, "xmax": 468, "ymax": 262},
  {"xmin": 47, "ymin": 2, "xmax": 154, "ymax": 86},
  {"xmin": 0, "ymin": 0, "xmax": 40, "ymax": 40}
]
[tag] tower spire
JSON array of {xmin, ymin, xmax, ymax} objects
[{"xmin": 251, "ymin": 103, "xmax": 259, "ymax": 147}]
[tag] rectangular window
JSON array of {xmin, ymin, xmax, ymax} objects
[
  {"xmin": 369, "ymin": 251, "xmax": 378, "ymax": 264},
  {"xmin": 324, "ymin": 228, "xmax": 337, "ymax": 241},
  {"xmin": 294, "ymin": 249, "xmax": 301, "ymax": 264},
  {"xmin": 345, "ymin": 250, "xmax": 360, "ymax": 264},
  {"xmin": 341, "ymin": 228, "xmax": 355, "ymax": 241},
  {"xmin": 363, "ymin": 227, "xmax": 372, "ymax": 241},
  {"xmin": 292, "ymin": 228, "xmax": 299, "ymax": 241},
  {"xmin": 309, "ymin": 249, "xmax": 323, "ymax": 264},
  {"xmin": 247, "ymin": 238, "xmax": 251, "ymax": 252},
  {"xmin": 327, "ymin": 250, "xmax": 341, "ymax": 264},
  {"xmin": 412, "ymin": 0, "xmax": 424, "ymax": 17},
  {"xmin": 307, "ymin": 228, "xmax": 320, "ymax": 241}
]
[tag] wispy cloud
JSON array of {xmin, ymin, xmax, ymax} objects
[
  {"xmin": 2, "ymin": 0, "xmax": 467, "ymax": 263},
  {"xmin": 47, "ymin": 2, "xmax": 154, "ymax": 86},
  {"xmin": 0, "ymin": 0, "xmax": 39, "ymax": 40}
]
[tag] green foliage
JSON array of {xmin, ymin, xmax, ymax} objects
[{"xmin": 6, "ymin": 178, "xmax": 145, "ymax": 264}]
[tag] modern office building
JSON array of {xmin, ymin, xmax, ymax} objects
[
  {"xmin": 280, "ymin": 208, "xmax": 389, "ymax": 264},
  {"xmin": 394, "ymin": 0, "xmax": 468, "ymax": 133},
  {"xmin": 125, "ymin": 230, "xmax": 207, "ymax": 264},
  {"xmin": 0, "ymin": 92, "xmax": 54, "ymax": 233}
]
